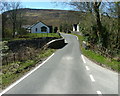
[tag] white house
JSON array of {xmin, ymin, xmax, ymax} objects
[
  {"xmin": 73, "ymin": 23, "xmax": 80, "ymax": 32},
  {"xmin": 25, "ymin": 21, "xmax": 50, "ymax": 33}
]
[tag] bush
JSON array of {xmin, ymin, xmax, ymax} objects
[
  {"xmin": 17, "ymin": 28, "xmax": 28, "ymax": 35},
  {"xmin": 4, "ymin": 28, "xmax": 13, "ymax": 38}
]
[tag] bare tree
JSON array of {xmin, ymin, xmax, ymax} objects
[
  {"xmin": 69, "ymin": 2, "xmax": 93, "ymax": 13},
  {"xmin": 7, "ymin": 2, "xmax": 22, "ymax": 38},
  {"xmin": 93, "ymin": 1, "xmax": 102, "ymax": 44},
  {"xmin": 1, "ymin": 1, "xmax": 23, "ymax": 38},
  {"xmin": 0, "ymin": 1, "xmax": 10, "ymax": 38},
  {"xmin": 67, "ymin": 1, "xmax": 104, "ymax": 45}
]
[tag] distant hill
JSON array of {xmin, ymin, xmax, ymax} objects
[
  {"xmin": 20, "ymin": 8, "xmax": 84, "ymax": 27},
  {"xmin": 1, "ymin": 8, "xmax": 85, "ymax": 38}
]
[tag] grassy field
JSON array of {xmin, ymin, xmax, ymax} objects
[
  {"xmin": 22, "ymin": 33, "xmax": 61, "ymax": 38},
  {"xmin": 72, "ymin": 33, "xmax": 119, "ymax": 72},
  {"xmin": 1, "ymin": 48, "xmax": 56, "ymax": 89}
]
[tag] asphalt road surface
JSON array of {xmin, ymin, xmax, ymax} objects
[{"xmin": 3, "ymin": 33, "xmax": 118, "ymax": 95}]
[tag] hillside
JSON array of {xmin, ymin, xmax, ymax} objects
[{"xmin": 21, "ymin": 8, "xmax": 83, "ymax": 27}]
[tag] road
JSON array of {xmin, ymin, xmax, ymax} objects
[{"xmin": 3, "ymin": 33, "xmax": 118, "ymax": 95}]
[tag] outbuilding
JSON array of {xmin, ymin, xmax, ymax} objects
[{"xmin": 73, "ymin": 23, "xmax": 80, "ymax": 32}]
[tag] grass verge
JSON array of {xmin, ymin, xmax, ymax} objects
[
  {"xmin": 24, "ymin": 33, "xmax": 61, "ymax": 38},
  {"xmin": 3, "ymin": 33, "xmax": 61, "ymax": 41},
  {"xmin": 1, "ymin": 48, "xmax": 56, "ymax": 89},
  {"xmin": 72, "ymin": 33, "xmax": 119, "ymax": 72}
]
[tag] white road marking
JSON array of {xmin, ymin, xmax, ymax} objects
[
  {"xmin": 97, "ymin": 91, "xmax": 102, "ymax": 96},
  {"xmin": 0, "ymin": 53, "xmax": 54, "ymax": 96},
  {"xmin": 90, "ymin": 74, "xmax": 95, "ymax": 82},
  {"xmin": 81, "ymin": 54, "xmax": 86, "ymax": 63},
  {"xmin": 85, "ymin": 66, "xmax": 90, "ymax": 71},
  {"xmin": 65, "ymin": 39, "xmax": 67, "ymax": 43},
  {"xmin": 47, "ymin": 40, "xmax": 56, "ymax": 45},
  {"xmin": 76, "ymin": 36, "xmax": 78, "ymax": 40}
]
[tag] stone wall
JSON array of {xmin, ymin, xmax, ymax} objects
[
  {"xmin": 2, "ymin": 37, "xmax": 58, "ymax": 65},
  {"xmin": 47, "ymin": 38, "xmax": 67, "ymax": 49},
  {"xmin": 7, "ymin": 37, "xmax": 58, "ymax": 52}
]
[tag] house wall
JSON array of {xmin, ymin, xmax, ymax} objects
[
  {"xmin": 31, "ymin": 22, "xmax": 50, "ymax": 33},
  {"xmin": 73, "ymin": 24, "xmax": 79, "ymax": 32},
  {"xmin": 73, "ymin": 24, "xmax": 76, "ymax": 31},
  {"xmin": 73, "ymin": 26, "xmax": 75, "ymax": 31},
  {"xmin": 77, "ymin": 25, "xmax": 79, "ymax": 32}
]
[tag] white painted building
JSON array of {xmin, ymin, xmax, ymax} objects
[
  {"xmin": 73, "ymin": 23, "xmax": 80, "ymax": 32},
  {"xmin": 26, "ymin": 21, "xmax": 50, "ymax": 33}
]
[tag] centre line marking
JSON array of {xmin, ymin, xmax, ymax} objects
[
  {"xmin": 90, "ymin": 74, "xmax": 95, "ymax": 82},
  {"xmin": 85, "ymin": 66, "xmax": 90, "ymax": 70},
  {"xmin": 81, "ymin": 54, "xmax": 86, "ymax": 63},
  {"xmin": 97, "ymin": 91, "xmax": 102, "ymax": 96},
  {"xmin": 0, "ymin": 53, "xmax": 54, "ymax": 96}
]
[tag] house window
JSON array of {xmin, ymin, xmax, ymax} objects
[
  {"xmin": 36, "ymin": 28, "xmax": 37, "ymax": 32},
  {"xmin": 41, "ymin": 26, "xmax": 47, "ymax": 32}
]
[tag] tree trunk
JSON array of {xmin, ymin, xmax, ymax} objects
[
  {"xmin": 12, "ymin": 22, "xmax": 16, "ymax": 38},
  {"xmin": 93, "ymin": 2, "xmax": 102, "ymax": 45}
]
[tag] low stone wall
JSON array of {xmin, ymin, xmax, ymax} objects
[
  {"xmin": 7, "ymin": 37, "xmax": 58, "ymax": 52},
  {"xmin": 47, "ymin": 38, "xmax": 67, "ymax": 49},
  {"xmin": 2, "ymin": 36, "xmax": 67, "ymax": 65},
  {"xmin": 2, "ymin": 37, "xmax": 59, "ymax": 65}
]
